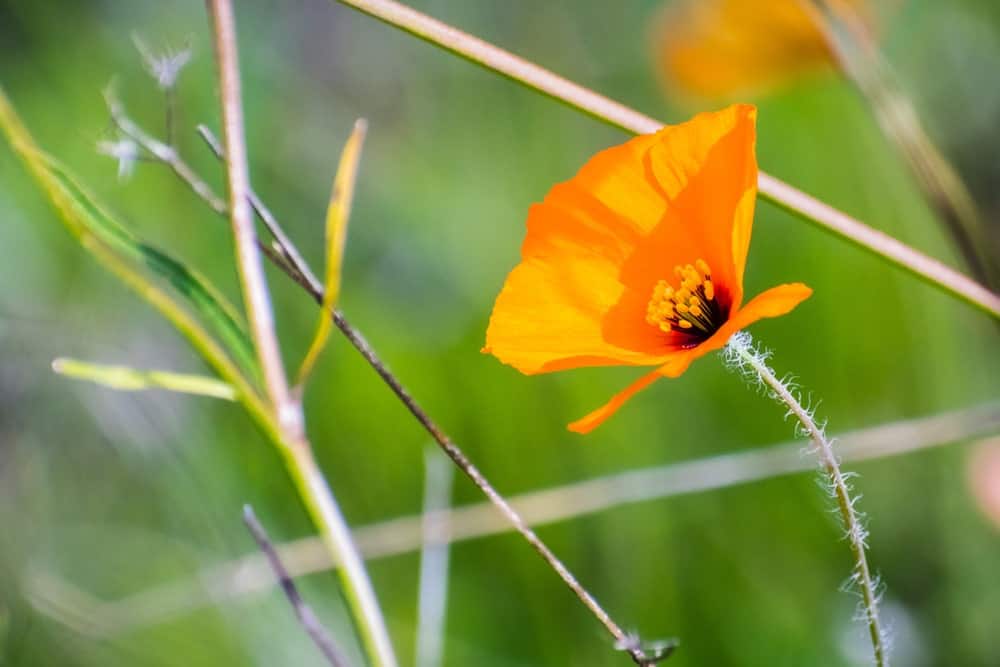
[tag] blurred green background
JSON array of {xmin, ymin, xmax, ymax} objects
[{"xmin": 1, "ymin": 1, "xmax": 998, "ymax": 665}]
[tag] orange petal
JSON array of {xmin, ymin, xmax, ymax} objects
[
  {"xmin": 725, "ymin": 282, "xmax": 813, "ymax": 332},
  {"xmin": 484, "ymin": 232, "xmax": 675, "ymax": 374},
  {"xmin": 616, "ymin": 104, "xmax": 757, "ymax": 311},
  {"xmin": 486, "ymin": 105, "xmax": 758, "ymax": 374},
  {"xmin": 567, "ymin": 283, "xmax": 811, "ymax": 434},
  {"xmin": 654, "ymin": 0, "xmax": 836, "ymax": 100},
  {"xmin": 653, "ymin": 282, "xmax": 814, "ymax": 382},
  {"xmin": 567, "ymin": 370, "xmax": 661, "ymax": 434}
]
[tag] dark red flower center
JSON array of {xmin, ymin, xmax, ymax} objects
[{"xmin": 645, "ymin": 258, "xmax": 726, "ymax": 341}]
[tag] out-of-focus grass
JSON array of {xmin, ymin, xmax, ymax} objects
[{"xmin": 1, "ymin": 1, "xmax": 998, "ymax": 665}]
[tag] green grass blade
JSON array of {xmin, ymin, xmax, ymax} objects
[
  {"xmin": 53, "ymin": 358, "xmax": 237, "ymax": 400},
  {"xmin": 295, "ymin": 119, "xmax": 367, "ymax": 389},
  {"xmin": 0, "ymin": 86, "xmax": 261, "ymax": 387}
]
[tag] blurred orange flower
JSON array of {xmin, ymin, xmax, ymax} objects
[
  {"xmin": 653, "ymin": 0, "xmax": 872, "ymax": 99},
  {"xmin": 484, "ymin": 105, "xmax": 811, "ymax": 433}
]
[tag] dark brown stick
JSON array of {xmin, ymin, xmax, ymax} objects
[
  {"xmin": 243, "ymin": 505, "xmax": 353, "ymax": 667},
  {"xmin": 108, "ymin": 102, "xmax": 664, "ymax": 664},
  {"xmin": 195, "ymin": 128, "xmax": 658, "ymax": 665}
]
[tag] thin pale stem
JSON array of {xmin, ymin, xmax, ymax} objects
[
  {"xmin": 278, "ymin": 437, "xmax": 399, "ymax": 667},
  {"xmin": 328, "ymin": 0, "xmax": 1000, "ymax": 320},
  {"xmin": 243, "ymin": 505, "xmax": 352, "ymax": 667},
  {"xmin": 204, "ymin": 3, "xmax": 398, "ymax": 666},
  {"xmin": 415, "ymin": 450, "xmax": 453, "ymax": 667},
  {"xmin": 206, "ymin": 0, "xmax": 292, "ymax": 420},
  {"xmin": 726, "ymin": 333, "xmax": 886, "ymax": 667},
  {"xmin": 806, "ymin": 0, "xmax": 997, "ymax": 289}
]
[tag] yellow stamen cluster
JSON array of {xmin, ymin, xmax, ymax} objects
[{"xmin": 645, "ymin": 259, "xmax": 719, "ymax": 335}]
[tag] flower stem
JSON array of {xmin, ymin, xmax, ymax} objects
[{"xmin": 724, "ymin": 332, "xmax": 887, "ymax": 667}]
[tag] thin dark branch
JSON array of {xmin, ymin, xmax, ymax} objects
[
  {"xmin": 197, "ymin": 125, "xmax": 319, "ymax": 287},
  {"xmin": 242, "ymin": 505, "xmax": 353, "ymax": 667},
  {"xmin": 113, "ymin": 96, "xmax": 663, "ymax": 666},
  {"xmin": 104, "ymin": 96, "xmax": 310, "ymax": 286},
  {"xmin": 196, "ymin": 136, "xmax": 655, "ymax": 664},
  {"xmin": 213, "ymin": 173, "xmax": 660, "ymax": 667}
]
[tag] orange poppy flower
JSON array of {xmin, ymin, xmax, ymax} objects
[
  {"xmin": 484, "ymin": 104, "xmax": 811, "ymax": 433},
  {"xmin": 653, "ymin": 0, "xmax": 878, "ymax": 100}
]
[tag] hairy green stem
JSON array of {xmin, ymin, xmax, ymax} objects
[{"xmin": 725, "ymin": 332, "xmax": 886, "ymax": 667}]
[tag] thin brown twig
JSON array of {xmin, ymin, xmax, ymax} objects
[
  {"xmin": 204, "ymin": 149, "xmax": 657, "ymax": 667},
  {"xmin": 243, "ymin": 505, "xmax": 353, "ymax": 667},
  {"xmin": 327, "ymin": 0, "xmax": 1000, "ymax": 320},
  {"xmin": 197, "ymin": 124, "xmax": 317, "ymax": 284},
  {"xmin": 104, "ymin": 96, "xmax": 311, "ymax": 284},
  {"xmin": 124, "ymin": 94, "xmax": 661, "ymax": 666},
  {"xmin": 105, "ymin": 96, "xmax": 310, "ymax": 285}
]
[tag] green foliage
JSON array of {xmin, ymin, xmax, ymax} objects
[
  {"xmin": 0, "ymin": 88, "xmax": 261, "ymax": 388},
  {"xmin": 0, "ymin": 2, "xmax": 998, "ymax": 667}
]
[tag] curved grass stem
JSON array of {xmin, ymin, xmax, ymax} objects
[
  {"xmin": 724, "ymin": 332, "xmax": 886, "ymax": 667},
  {"xmin": 329, "ymin": 0, "xmax": 1000, "ymax": 320}
]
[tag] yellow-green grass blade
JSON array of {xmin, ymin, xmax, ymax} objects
[
  {"xmin": 295, "ymin": 119, "xmax": 367, "ymax": 388},
  {"xmin": 0, "ymin": 86, "xmax": 261, "ymax": 388},
  {"xmin": 52, "ymin": 358, "xmax": 237, "ymax": 400}
]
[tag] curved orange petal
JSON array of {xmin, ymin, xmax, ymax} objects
[
  {"xmin": 483, "ymin": 215, "xmax": 674, "ymax": 374},
  {"xmin": 725, "ymin": 282, "xmax": 813, "ymax": 332},
  {"xmin": 567, "ymin": 370, "xmax": 661, "ymax": 434},
  {"xmin": 615, "ymin": 103, "xmax": 757, "ymax": 311},
  {"xmin": 652, "ymin": 282, "xmax": 813, "ymax": 375},
  {"xmin": 677, "ymin": 282, "xmax": 814, "ymax": 364},
  {"xmin": 567, "ymin": 283, "xmax": 812, "ymax": 433},
  {"xmin": 486, "ymin": 105, "xmax": 758, "ymax": 375}
]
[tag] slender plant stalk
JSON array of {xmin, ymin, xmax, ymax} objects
[
  {"xmin": 106, "ymin": 88, "xmax": 229, "ymax": 215},
  {"xmin": 104, "ymin": 93, "xmax": 660, "ymax": 665},
  {"xmin": 204, "ymin": 2, "xmax": 398, "ymax": 666},
  {"xmin": 243, "ymin": 505, "xmax": 352, "ymax": 667},
  {"xmin": 206, "ymin": 0, "xmax": 291, "ymax": 420},
  {"xmin": 415, "ymin": 450, "xmax": 453, "ymax": 667},
  {"xmin": 182, "ymin": 130, "xmax": 657, "ymax": 664},
  {"xmin": 724, "ymin": 333, "xmax": 886, "ymax": 667},
  {"xmin": 196, "ymin": 123, "xmax": 320, "ymax": 285},
  {"xmin": 328, "ymin": 0, "xmax": 1000, "ymax": 320}
]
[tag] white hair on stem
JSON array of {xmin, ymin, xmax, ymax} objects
[{"xmin": 722, "ymin": 331, "xmax": 889, "ymax": 666}]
